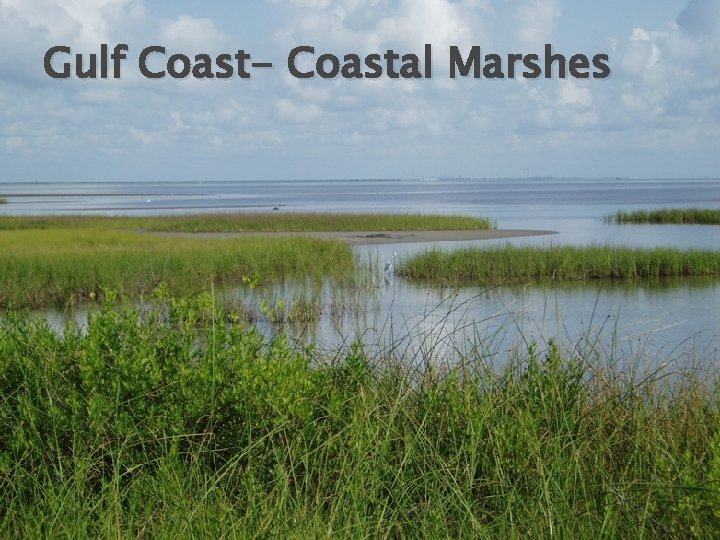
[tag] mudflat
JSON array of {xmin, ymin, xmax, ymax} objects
[
  {"xmin": 314, "ymin": 229, "xmax": 557, "ymax": 244},
  {"xmin": 149, "ymin": 229, "xmax": 557, "ymax": 244}
]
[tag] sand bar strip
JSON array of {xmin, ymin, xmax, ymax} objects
[{"xmin": 145, "ymin": 229, "xmax": 557, "ymax": 245}]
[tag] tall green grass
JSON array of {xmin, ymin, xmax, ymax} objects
[
  {"xmin": 400, "ymin": 245, "xmax": 720, "ymax": 284},
  {"xmin": 0, "ymin": 229, "xmax": 353, "ymax": 308},
  {"xmin": 1, "ymin": 298, "xmax": 719, "ymax": 537},
  {"xmin": 0, "ymin": 198, "xmax": 6, "ymax": 205},
  {"xmin": 0, "ymin": 212, "xmax": 490, "ymax": 308},
  {"xmin": 608, "ymin": 208, "xmax": 720, "ymax": 225},
  {"xmin": 0, "ymin": 212, "xmax": 492, "ymax": 232}
]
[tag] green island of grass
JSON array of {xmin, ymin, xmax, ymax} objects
[
  {"xmin": 608, "ymin": 208, "xmax": 720, "ymax": 225},
  {"xmin": 400, "ymin": 245, "xmax": 720, "ymax": 284},
  {"xmin": 0, "ymin": 213, "xmax": 491, "ymax": 308},
  {"xmin": 1, "ymin": 298, "xmax": 719, "ymax": 537},
  {"xmin": 0, "ymin": 197, "xmax": 7, "ymax": 204},
  {"xmin": 0, "ymin": 212, "xmax": 492, "ymax": 232},
  {"xmin": 0, "ymin": 228, "xmax": 354, "ymax": 308}
]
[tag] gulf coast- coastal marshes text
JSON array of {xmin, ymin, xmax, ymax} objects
[{"xmin": 44, "ymin": 43, "xmax": 611, "ymax": 81}]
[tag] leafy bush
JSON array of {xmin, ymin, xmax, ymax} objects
[{"xmin": 1, "ymin": 297, "xmax": 719, "ymax": 536}]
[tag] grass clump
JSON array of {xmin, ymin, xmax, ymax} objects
[
  {"xmin": 0, "ymin": 211, "xmax": 490, "ymax": 308},
  {"xmin": 1, "ymin": 298, "xmax": 719, "ymax": 537},
  {"xmin": 0, "ymin": 198, "xmax": 6, "ymax": 204},
  {"xmin": 0, "ymin": 228, "xmax": 353, "ymax": 308},
  {"xmin": 608, "ymin": 208, "xmax": 720, "ymax": 225},
  {"xmin": 400, "ymin": 244, "xmax": 720, "ymax": 284},
  {"xmin": 139, "ymin": 212, "xmax": 492, "ymax": 233},
  {"xmin": 0, "ymin": 212, "xmax": 492, "ymax": 233}
]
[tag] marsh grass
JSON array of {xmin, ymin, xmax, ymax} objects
[
  {"xmin": 0, "ymin": 198, "xmax": 6, "ymax": 205},
  {"xmin": 1, "ymin": 297, "xmax": 719, "ymax": 537},
  {"xmin": 400, "ymin": 244, "xmax": 720, "ymax": 284},
  {"xmin": 0, "ymin": 228, "xmax": 353, "ymax": 308},
  {"xmin": 0, "ymin": 212, "xmax": 492, "ymax": 232},
  {"xmin": 608, "ymin": 208, "xmax": 720, "ymax": 225},
  {"xmin": 0, "ymin": 213, "xmax": 489, "ymax": 308}
]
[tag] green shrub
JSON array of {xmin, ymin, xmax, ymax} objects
[{"xmin": 1, "ymin": 298, "xmax": 719, "ymax": 536}]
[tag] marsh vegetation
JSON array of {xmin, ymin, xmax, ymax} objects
[
  {"xmin": 607, "ymin": 208, "xmax": 720, "ymax": 225},
  {"xmin": 0, "ymin": 213, "xmax": 491, "ymax": 308},
  {"xmin": 1, "ymin": 209, "xmax": 720, "ymax": 535},
  {"xmin": 0, "ymin": 229, "xmax": 353, "ymax": 308},
  {"xmin": 1, "ymin": 297, "xmax": 719, "ymax": 537},
  {"xmin": 399, "ymin": 245, "xmax": 720, "ymax": 284},
  {"xmin": 0, "ymin": 212, "xmax": 492, "ymax": 233}
]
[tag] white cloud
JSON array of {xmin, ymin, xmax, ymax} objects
[
  {"xmin": 276, "ymin": 98, "xmax": 322, "ymax": 123},
  {"xmin": 0, "ymin": 0, "xmax": 146, "ymax": 46},
  {"xmin": 677, "ymin": 0, "xmax": 720, "ymax": 38},
  {"xmin": 370, "ymin": 0, "xmax": 477, "ymax": 50},
  {"xmin": 558, "ymin": 81, "xmax": 592, "ymax": 107},
  {"xmin": 157, "ymin": 15, "xmax": 232, "ymax": 52},
  {"xmin": 514, "ymin": 0, "xmax": 562, "ymax": 47},
  {"xmin": 613, "ymin": 13, "xmax": 719, "ymax": 129},
  {"xmin": 275, "ymin": 0, "xmax": 490, "ymax": 58},
  {"xmin": 0, "ymin": 0, "xmax": 719, "ymax": 179}
]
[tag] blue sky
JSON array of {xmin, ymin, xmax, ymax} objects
[{"xmin": 0, "ymin": 0, "xmax": 718, "ymax": 181}]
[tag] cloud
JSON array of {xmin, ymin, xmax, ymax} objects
[
  {"xmin": 157, "ymin": 15, "xmax": 232, "ymax": 52},
  {"xmin": 275, "ymin": 0, "xmax": 490, "ymax": 54},
  {"xmin": 276, "ymin": 98, "xmax": 322, "ymax": 123},
  {"xmin": 0, "ymin": 0, "xmax": 146, "ymax": 46},
  {"xmin": 370, "ymin": 0, "xmax": 479, "ymax": 50},
  {"xmin": 512, "ymin": 0, "xmax": 719, "ymax": 142},
  {"xmin": 677, "ymin": 0, "xmax": 720, "ymax": 38},
  {"xmin": 1, "ymin": 0, "xmax": 719, "ymax": 180},
  {"xmin": 0, "ymin": 0, "xmax": 148, "ymax": 89},
  {"xmin": 612, "ymin": 12, "xmax": 719, "ymax": 131},
  {"xmin": 558, "ymin": 81, "xmax": 593, "ymax": 108},
  {"xmin": 514, "ymin": 0, "xmax": 562, "ymax": 47}
]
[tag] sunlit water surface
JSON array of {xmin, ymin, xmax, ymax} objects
[{"xmin": 3, "ymin": 177, "xmax": 719, "ymax": 367}]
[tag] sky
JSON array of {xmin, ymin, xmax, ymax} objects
[{"xmin": 0, "ymin": 0, "xmax": 718, "ymax": 181}]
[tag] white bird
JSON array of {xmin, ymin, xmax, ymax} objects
[{"xmin": 383, "ymin": 252, "xmax": 397, "ymax": 273}]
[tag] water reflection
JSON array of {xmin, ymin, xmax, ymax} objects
[
  {"xmin": 28, "ymin": 270, "xmax": 719, "ymax": 370},
  {"xmin": 3, "ymin": 177, "xmax": 718, "ymax": 367}
]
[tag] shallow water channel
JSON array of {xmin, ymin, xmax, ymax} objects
[{"xmin": 37, "ymin": 248, "xmax": 719, "ymax": 371}]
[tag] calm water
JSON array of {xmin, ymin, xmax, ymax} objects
[
  {"xmin": 3, "ymin": 177, "xmax": 720, "ymax": 248},
  {"xmin": 3, "ymin": 177, "xmax": 720, "ymax": 364}
]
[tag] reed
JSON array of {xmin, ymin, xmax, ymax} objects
[
  {"xmin": 399, "ymin": 244, "xmax": 720, "ymax": 284},
  {"xmin": 0, "ymin": 212, "xmax": 492, "ymax": 232},
  {"xmin": 0, "ymin": 198, "xmax": 6, "ymax": 204},
  {"xmin": 0, "ymin": 212, "xmax": 490, "ymax": 308},
  {"xmin": 607, "ymin": 208, "xmax": 720, "ymax": 225},
  {"xmin": 0, "ymin": 228, "xmax": 353, "ymax": 308},
  {"xmin": 1, "ymin": 298, "xmax": 718, "ymax": 537}
]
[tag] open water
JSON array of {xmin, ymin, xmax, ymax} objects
[{"xmin": 2, "ymin": 177, "xmax": 719, "ymax": 366}]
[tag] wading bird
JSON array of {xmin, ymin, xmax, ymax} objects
[{"xmin": 384, "ymin": 252, "xmax": 397, "ymax": 274}]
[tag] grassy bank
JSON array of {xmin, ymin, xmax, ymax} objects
[
  {"xmin": 0, "ymin": 198, "xmax": 6, "ymax": 204},
  {"xmin": 1, "ymin": 298, "xmax": 719, "ymax": 537},
  {"xmin": 0, "ymin": 229, "xmax": 353, "ymax": 308},
  {"xmin": 0, "ymin": 212, "xmax": 492, "ymax": 232},
  {"xmin": 399, "ymin": 245, "xmax": 720, "ymax": 284},
  {"xmin": 608, "ymin": 208, "xmax": 720, "ymax": 225},
  {"xmin": 0, "ymin": 212, "xmax": 490, "ymax": 308}
]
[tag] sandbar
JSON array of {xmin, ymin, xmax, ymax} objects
[{"xmin": 147, "ymin": 229, "xmax": 556, "ymax": 245}]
